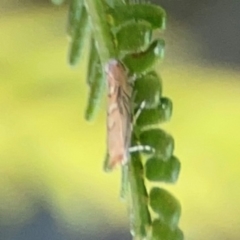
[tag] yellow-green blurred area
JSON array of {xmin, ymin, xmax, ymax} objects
[{"xmin": 1, "ymin": 1, "xmax": 240, "ymax": 240}]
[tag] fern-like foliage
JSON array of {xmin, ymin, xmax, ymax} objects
[{"xmin": 52, "ymin": 0, "xmax": 183, "ymax": 239}]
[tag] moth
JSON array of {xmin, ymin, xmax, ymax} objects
[{"xmin": 105, "ymin": 59, "xmax": 133, "ymax": 169}]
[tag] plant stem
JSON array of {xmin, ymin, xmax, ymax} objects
[
  {"xmin": 128, "ymin": 145, "xmax": 151, "ymax": 239},
  {"xmin": 84, "ymin": 0, "xmax": 116, "ymax": 65}
]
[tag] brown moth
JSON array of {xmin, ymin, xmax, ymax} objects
[{"xmin": 105, "ymin": 59, "xmax": 133, "ymax": 169}]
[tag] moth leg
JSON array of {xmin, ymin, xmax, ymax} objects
[
  {"xmin": 134, "ymin": 100, "xmax": 146, "ymax": 123},
  {"xmin": 129, "ymin": 144, "xmax": 155, "ymax": 153}
]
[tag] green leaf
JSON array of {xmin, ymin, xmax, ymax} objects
[
  {"xmin": 134, "ymin": 71, "xmax": 162, "ymax": 108},
  {"xmin": 145, "ymin": 155, "xmax": 181, "ymax": 183},
  {"xmin": 150, "ymin": 188, "xmax": 181, "ymax": 228},
  {"xmin": 123, "ymin": 39, "xmax": 165, "ymax": 74},
  {"xmin": 86, "ymin": 37, "xmax": 99, "ymax": 86},
  {"xmin": 67, "ymin": 0, "xmax": 83, "ymax": 37},
  {"xmin": 136, "ymin": 97, "xmax": 173, "ymax": 127},
  {"xmin": 115, "ymin": 21, "xmax": 152, "ymax": 53},
  {"xmin": 139, "ymin": 129, "xmax": 174, "ymax": 160},
  {"xmin": 68, "ymin": 4, "xmax": 89, "ymax": 66},
  {"xmin": 85, "ymin": 0, "xmax": 117, "ymax": 64},
  {"xmin": 152, "ymin": 219, "xmax": 184, "ymax": 240},
  {"xmin": 107, "ymin": 4, "xmax": 166, "ymax": 30},
  {"xmin": 84, "ymin": 56, "xmax": 105, "ymax": 121}
]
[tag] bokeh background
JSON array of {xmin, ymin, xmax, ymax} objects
[{"xmin": 1, "ymin": 0, "xmax": 240, "ymax": 239}]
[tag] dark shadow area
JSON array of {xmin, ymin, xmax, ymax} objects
[
  {"xmin": 0, "ymin": 208, "xmax": 131, "ymax": 240},
  {"xmin": 154, "ymin": 0, "xmax": 240, "ymax": 66}
]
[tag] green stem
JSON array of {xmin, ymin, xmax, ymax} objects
[
  {"xmin": 84, "ymin": 0, "xmax": 116, "ymax": 65},
  {"xmin": 128, "ymin": 145, "xmax": 151, "ymax": 239}
]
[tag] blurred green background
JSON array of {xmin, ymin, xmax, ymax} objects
[{"xmin": 1, "ymin": 1, "xmax": 240, "ymax": 239}]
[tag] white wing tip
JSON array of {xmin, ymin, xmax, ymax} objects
[{"xmin": 105, "ymin": 59, "xmax": 119, "ymax": 73}]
